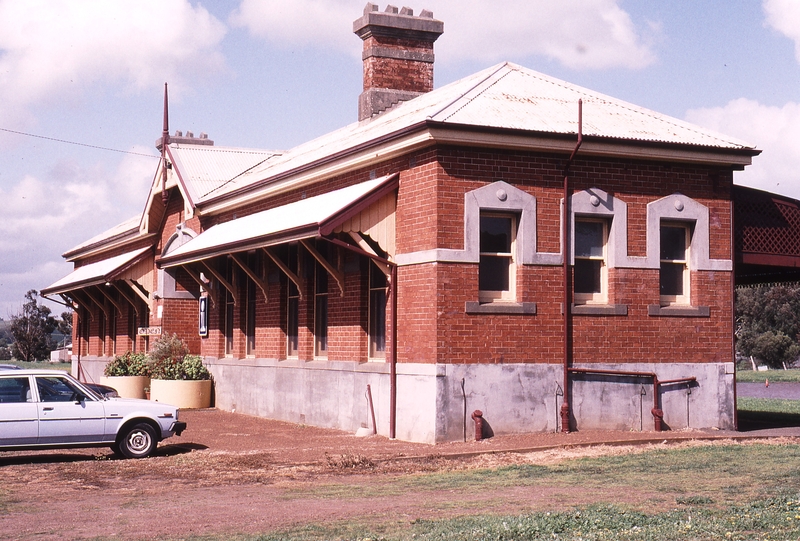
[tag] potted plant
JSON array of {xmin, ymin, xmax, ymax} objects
[
  {"xmin": 101, "ymin": 352, "xmax": 150, "ymax": 399},
  {"xmin": 147, "ymin": 334, "xmax": 212, "ymax": 409}
]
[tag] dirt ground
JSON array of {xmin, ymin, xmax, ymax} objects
[{"xmin": 1, "ymin": 409, "xmax": 799, "ymax": 541}]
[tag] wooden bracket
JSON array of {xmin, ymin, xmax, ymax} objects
[
  {"xmin": 348, "ymin": 232, "xmax": 391, "ymax": 277},
  {"xmin": 110, "ymin": 283, "xmax": 141, "ymax": 318},
  {"xmin": 263, "ymin": 247, "xmax": 304, "ymax": 299},
  {"xmin": 301, "ymin": 239, "xmax": 344, "ymax": 297},
  {"xmin": 200, "ymin": 260, "xmax": 237, "ymax": 305},
  {"xmin": 231, "ymin": 253, "xmax": 269, "ymax": 303},
  {"xmin": 183, "ymin": 264, "xmax": 218, "ymax": 307},
  {"xmin": 95, "ymin": 284, "xmax": 126, "ymax": 317},
  {"xmin": 82, "ymin": 288, "xmax": 110, "ymax": 319}
]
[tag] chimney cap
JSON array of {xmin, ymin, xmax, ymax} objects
[
  {"xmin": 354, "ymin": 3, "xmax": 443, "ymax": 40},
  {"xmin": 156, "ymin": 130, "xmax": 214, "ymax": 150}
]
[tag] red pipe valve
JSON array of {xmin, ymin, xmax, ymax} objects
[
  {"xmin": 471, "ymin": 410, "xmax": 484, "ymax": 441},
  {"xmin": 651, "ymin": 408, "xmax": 664, "ymax": 432}
]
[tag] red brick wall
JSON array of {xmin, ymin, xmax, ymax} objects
[
  {"xmin": 393, "ymin": 147, "xmax": 734, "ymax": 366},
  {"xmin": 362, "ymin": 35, "xmax": 434, "ymax": 93}
]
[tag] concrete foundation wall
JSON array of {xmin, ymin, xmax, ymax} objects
[
  {"xmin": 71, "ymin": 356, "xmax": 108, "ymax": 384},
  {"xmin": 206, "ymin": 359, "xmax": 736, "ymax": 444}
]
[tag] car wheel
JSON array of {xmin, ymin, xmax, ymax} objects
[
  {"xmin": 110, "ymin": 442, "xmax": 122, "ymax": 456},
  {"xmin": 117, "ymin": 423, "xmax": 157, "ymax": 459}
]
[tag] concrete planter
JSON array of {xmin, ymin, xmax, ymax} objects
[
  {"xmin": 100, "ymin": 376, "xmax": 150, "ymax": 399},
  {"xmin": 150, "ymin": 379, "xmax": 211, "ymax": 409}
]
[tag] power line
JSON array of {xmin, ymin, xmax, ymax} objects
[{"xmin": 0, "ymin": 126, "xmax": 159, "ymax": 159}]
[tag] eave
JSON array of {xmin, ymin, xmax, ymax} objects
[{"xmin": 194, "ymin": 119, "xmax": 760, "ymax": 217}]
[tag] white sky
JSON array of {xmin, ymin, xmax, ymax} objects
[{"xmin": 1, "ymin": 0, "xmax": 799, "ymax": 316}]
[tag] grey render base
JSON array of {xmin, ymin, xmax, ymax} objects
[{"xmin": 72, "ymin": 357, "xmax": 735, "ymax": 444}]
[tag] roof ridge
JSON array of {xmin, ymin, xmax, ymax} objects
[
  {"xmin": 200, "ymin": 156, "xmax": 276, "ymax": 199},
  {"xmin": 509, "ymin": 65, "xmax": 754, "ymax": 148},
  {"xmin": 427, "ymin": 62, "xmax": 513, "ymax": 122}
]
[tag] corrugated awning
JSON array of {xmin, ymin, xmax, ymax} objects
[
  {"xmin": 41, "ymin": 247, "xmax": 152, "ymax": 296},
  {"xmin": 159, "ymin": 174, "xmax": 398, "ymax": 268}
]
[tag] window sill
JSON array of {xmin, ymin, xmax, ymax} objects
[
  {"xmin": 571, "ymin": 304, "xmax": 628, "ymax": 316},
  {"xmin": 648, "ymin": 305, "xmax": 710, "ymax": 317},
  {"xmin": 466, "ymin": 301, "xmax": 537, "ymax": 315}
]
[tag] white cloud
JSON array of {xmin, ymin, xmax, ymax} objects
[
  {"xmin": 230, "ymin": 0, "xmax": 655, "ymax": 70},
  {"xmin": 763, "ymin": 0, "xmax": 800, "ymax": 62},
  {"xmin": 0, "ymin": 151, "xmax": 155, "ymax": 314},
  {"xmin": 686, "ymin": 99, "xmax": 800, "ymax": 200},
  {"xmin": 0, "ymin": 154, "xmax": 153, "ymax": 258},
  {"xmin": 0, "ymin": 0, "xmax": 227, "ymax": 117}
]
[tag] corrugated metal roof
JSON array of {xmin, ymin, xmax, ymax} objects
[
  {"xmin": 161, "ymin": 175, "xmax": 397, "ymax": 266},
  {"xmin": 433, "ymin": 65, "xmax": 754, "ymax": 147},
  {"xmin": 63, "ymin": 215, "xmax": 141, "ymax": 258},
  {"xmin": 42, "ymin": 247, "xmax": 150, "ymax": 296},
  {"xmin": 200, "ymin": 62, "xmax": 756, "ymax": 203},
  {"xmin": 167, "ymin": 145, "xmax": 281, "ymax": 204}
]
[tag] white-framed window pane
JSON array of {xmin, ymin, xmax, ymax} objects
[
  {"xmin": 574, "ymin": 259, "xmax": 602, "ymax": 294},
  {"xmin": 660, "ymin": 262, "xmax": 685, "ymax": 296},
  {"xmin": 659, "ymin": 223, "xmax": 690, "ymax": 304},
  {"xmin": 480, "ymin": 216, "xmax": 512, "ymax": 253},
  {"xmin": 369, "ymin": 263, "xmax": 387, "ymax": 359},
  {"xmin": 660, "ymin": 226, "xmax": 687, "ymax": 261},
  {"xmin": 286, "ymin": 244, "xmax": 299, "ymax": 358},
  {"xmin": 574, "ymin": 218, "xmax": 607, "ymax": 302},
  {"xmin": 575, "ymin": 221, "xmax": 604, "ymax": 258},
  {"xmin": 479, "ymin": 256, "xmax": 510, "ymax": 291},
  {"xmin": 479, "ymin": 213, "xmax": 516, "ymax": 301}
]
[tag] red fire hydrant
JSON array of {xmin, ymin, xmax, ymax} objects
[{"xmin": 471, "ymin": 410, "xmax": 484, "ymax": 441}]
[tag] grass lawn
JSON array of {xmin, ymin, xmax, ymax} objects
[
  {"xmin": 247, "ymin": 442, "xmax": 800, "ymax": 541},
  {"xmin": 0, "ymin": 360, "xmax": 71, "ymax": 371},
  {"xmin": 737, "ymin": 368, "xmax": 800, "ymax": 383}
]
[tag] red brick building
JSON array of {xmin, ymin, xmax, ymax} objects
[{"xmin": 43, "ymin": 4, "xmax": 759, "ymax": 443}]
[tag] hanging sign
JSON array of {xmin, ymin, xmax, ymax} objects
[{"xmin": 199, "ymin": 296, "xmax": 209, "ymax": 337}]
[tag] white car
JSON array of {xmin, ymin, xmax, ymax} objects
[{"xmin": 0, "ymin": 369, "xmax": 186, "ymax": 458}]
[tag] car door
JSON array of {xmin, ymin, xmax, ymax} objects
[
  {"xmin": 0, "ymin": 375, "xmax": 38, "ymax": 446},
  {"xmin": 35, "ymin": 374, "xmax": 106, "ymax": 444}
]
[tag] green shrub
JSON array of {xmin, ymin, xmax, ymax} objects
[
  {"xmin": 104, "ymin": 352, "xmax": 149, "ymax": 377},
  {"xmin": 146, "ymin": 334, "xmax": 210, "ymax": 380},
  {"xmin": 181, "ymin": 354, "xmax": 211, "ymax": 380}
]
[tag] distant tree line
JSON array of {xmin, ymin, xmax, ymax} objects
[
  {"xmin": 3, "ymin": 289, "xmax": 73, "ymax": 362},
  {"xmin": 736, "ymin": 284, "xmax": 800, "ymax": 369}
]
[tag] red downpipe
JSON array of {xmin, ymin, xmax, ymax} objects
[
  {"xmin": 389, "ymin": 262, "xmax": 398, "ymax": 439},
  {"xmin": 730, "ymin": 198, "xmax": 738, "ymax": 430},
  {"xmin": 561, "ymin": 99, "xmax": 583, "ymax": 433}
]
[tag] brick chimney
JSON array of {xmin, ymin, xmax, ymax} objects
[{"xmin": 353, "ymin": 3, "xmax": 444, "ymax": 121}]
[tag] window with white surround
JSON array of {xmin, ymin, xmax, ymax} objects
[
  {"xmin": 479, "ymin": 213, "xmax": 517, "ymax": 302},
  {"xmin": 574, "ymin": 218, "xmax": 608, "ymax": 304},
  {"xmin": 659, "ymin": 222, "xmax": 691, "ymax": 306}
]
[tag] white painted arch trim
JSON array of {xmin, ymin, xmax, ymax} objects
[{"xmin": 396, "ymin": 181, "xmax": 562, "ymax": 266}]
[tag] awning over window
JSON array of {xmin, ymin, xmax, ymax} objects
[
  {"xmin": 159, "ymin": 174, "xmax": 398, "ymax": 268},
  {"xmin": 41, "ymin": 247, "xmax": 152, "ymax": 296}
]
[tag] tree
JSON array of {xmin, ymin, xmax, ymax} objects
[
  {"xmin": 51, "ymin": 310, "xmax": 74, "ymax": 348},
  {"xmin": 57, "ymin": 311, "xmax": 73, "ymax": 338},
  {"xmin": 736, "ymin": 285, "xmax": 800, "ymax": 368},
  {"xmin": 10, "ymin": 290, "xmax": 57, "ymax": 362}
]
